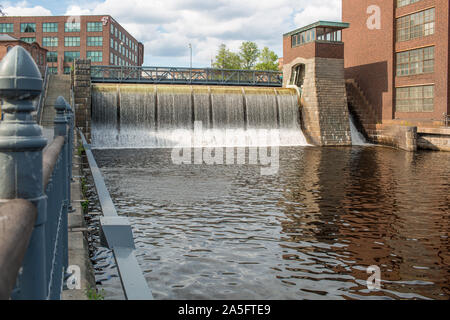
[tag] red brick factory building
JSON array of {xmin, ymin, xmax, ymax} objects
[{"xmin": 0, "ymin": 15, "xmax": 144, "ymax": 75}]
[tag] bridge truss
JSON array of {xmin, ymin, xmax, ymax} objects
[{"xmin": 91, "ymin": 66, "xmax": 283, "ymax": 87}]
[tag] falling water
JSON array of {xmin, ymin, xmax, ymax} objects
[
  {"xmin": 91, "ymin": 84, "xmax": 309, "ymax": 149},
  {"xmin": 349, "ymin": 113, "xmax": 368, "ymax": 146}
]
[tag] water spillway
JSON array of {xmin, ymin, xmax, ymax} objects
[{"xmin": 91, "ymin": 84, "xmax": 309, "ymax": 148}]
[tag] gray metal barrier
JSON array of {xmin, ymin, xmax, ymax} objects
[
  {"xmin": 79, "ymin": 131, "xmax": 153, "ymax": 300},
  {"xmin": 0, "ymin": 46, "xmax": 74, "ymax": 300}
]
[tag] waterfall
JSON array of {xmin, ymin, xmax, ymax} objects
[
  {"xmin": 91, "ymin": 85, "xmax": 309, "ymax": 149},
  {"xmin": 349, "ymin": 113, "xmax": 368, "ymax": 146}
]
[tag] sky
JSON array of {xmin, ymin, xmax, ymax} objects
[{"xmin": 1, "ymin": 0, "xmax": 342, "ymax": 67}]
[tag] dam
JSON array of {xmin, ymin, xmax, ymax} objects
[{"xmin": 91, "ymin": 84, "xmax": 309, "ymax": 149}]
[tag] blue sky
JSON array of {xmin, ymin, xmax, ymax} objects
[{"xmin": 1, "ymin": 0, "xmax": 342, "ymax": 67}]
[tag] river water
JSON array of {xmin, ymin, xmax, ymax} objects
[{"xmin": 91, "ymin": 146, "xmax": 449, "ymax": 300}]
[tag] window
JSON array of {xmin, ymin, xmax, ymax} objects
[
  {"xmin": 20, "ymin": 37, "xmax": 36, "ymax": 44},
  {"xmin": 87, "ymin": 36, "xmax": 103, "ymax": 46},
  {"xmin": 65, "ymin": 36, "xmax": 80, "ymax": 47},
  {"xmin": 47, "ymin": 51, "xmax": 58, "ymax": 63},
  {"xmin": 65, "ymin": 22, "xmax": 80, "ymax": 32},
  {"xmin": 111, "ymin": 23, "xmax": 114, "ymax": 34},
  {"xmin": 115, "ymin": 27, "xmax": 118, "ymax": 37},
  {"xmin": 397, "ymin": 0, "xmax": 422, "ymax": 8},
  {"xmin": 48, "ymin": 67, "xmax": 58, "ymax": 74},
  {"xmin": 396, "ymin": 46, "xmax": 434, "ymax": 76},
  {"xmin": 87, "ymin": 22, "xmax": 102, "ymax": 32},
  {"xmin": 397, "ymin": 8, "xmax": 435, "ymax": 42},
  {"xmin": 396, "ymin": 85, "xmax": 434, "ymax": 112},
  {"xmin": 110, "ymin": 53, "xmax": 114, "ymax": 64},
  {"xmin": 64, "ymin": 67, "xmax": 71, "ymax": 74},
  {"xmin": 115, "ymin": 55, "xmax": 118, "ymax": 65},
  {"xmin": 115, "ymin": 41, "xmax": 118, "ymax": 51},
  {"xmin": 111, "ymin": 38, "xmax": 114, "ymax": 48},
  {"xmin": 87, "ymin": 51, "xmax": 103, "ymax": 62},
  {"xmin": 21, "ymin": 23, "xmax": 36, "ymax": 33},
  {"xmin": 43, "ymin": 22, "xmax": 58, "ymax": 33},
  {"xmin": 64, "ymin": 51, "xmax": 80, "ymax": 63},
  {"xmin": 42, "ymin": 37, "xmax": 58, "ymax": 47},
  {"xmin": 0, "ymin": 23, "xmax": 13, "ymax": 33}
]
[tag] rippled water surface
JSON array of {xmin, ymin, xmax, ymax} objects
[{"xmin": 92, "ymin": 146, "xmax": 449, "ymax": 300}]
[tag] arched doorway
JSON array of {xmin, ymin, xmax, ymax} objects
[{"xmin": 289, "ymin": 64, "xmax": 306, "ymax": 93}]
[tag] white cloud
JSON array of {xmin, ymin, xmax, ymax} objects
[
  {"xmin": 294, "ymin": 1, "xmax": 342, "ymax": 27},
  {"xmin": 1, "ymin": 0, "xmax": 343, "ymax": 66},
  {"xmin": 2, "ymin": 1, "xmax": 52, "ymax": 16}
]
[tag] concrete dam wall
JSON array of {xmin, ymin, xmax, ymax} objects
[{"xmin": 91, "ymin": 84, "xmax": 309, "ymax": 148}]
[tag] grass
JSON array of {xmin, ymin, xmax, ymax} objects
[
  {"xmin": 86, "ymin": 287, "xmax": 105, "ymax": 300},
  {"xmin": 77, "ymin": 143, "xmax": 85, "ymax": 157}
]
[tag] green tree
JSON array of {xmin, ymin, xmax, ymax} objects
[
  {"xmin": 255, "ymin": 47, "xmax": 279, "ymax": 71},
  {"xmin": 239, "ymin": 41, "xmax": 259, "ymax": 70},
  {"xmin": 213, "ymin": 44, "xmax": 242, "ymax": 70}
]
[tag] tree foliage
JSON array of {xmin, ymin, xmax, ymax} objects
[
  {"xmin": 239, "ymin": 41, "xmax": 259, "ymax": 70},
  {"xmin": 255, "ymin": 47, "xmax": 279, "ymax": 71},
  {"xmin": 213, "ymin": 43, "xmax": 279, "ymax": 71},
  {"xmin": 213, "ymin": 44, "xmax": 242, "ymax": 70}
]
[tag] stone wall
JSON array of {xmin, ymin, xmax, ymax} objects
[
  {"xmin": 417, "ymin": 127, "xmax": 450, "ymax": 152},
  {"xmin": 73, "ymin": 59, "xmax": 92, "ymax": 141},
  {"xmin": 283, "ymin": 57, "xmax": 351, "ymax": 146},
  {"xmin": 368, "ymin": 124, "xmax": 417, "ymax": 152}
]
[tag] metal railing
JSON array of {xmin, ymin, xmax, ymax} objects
[
  {"xmin": 91, "ymin": 65, "xmax": 283, "ymax": 87},
  {"xmin": 79, "ymin": 131, "xmax": 153, "ymax": 300},
  {"xmin": 0, "ymin": 46, "xmax": 74, "ymax": 300},
  {"xmin": 36, "ymin": 65, "xmax": 50, "ymax": 124}
]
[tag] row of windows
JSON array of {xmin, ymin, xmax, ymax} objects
[
  {"xmin": 41, "ymin": 36, "xmax": 104, "ymax": 47},
  {"xmin": 110, "ymin": 52, "xmax": 135, "ymax": 66},
  {"xmin": 47, "ymin": 51, "xmax": 103, "ymax": 63},
  {"xmin": 110, "ymin": 23, "xmax": 138, "ymax": 53},
  {"xmin": 397, "ymin": 8, "xmax": 435, "ymax": 42},
  {"xmin": 0, "ymin": 22, "xmax": 103, "ymax": 33},
  {"xmin": 396, "ymin": 46, "xmax": 434, "ymax": 77},
  {"xmin": 291, "ymin": 27, "xmax": 342, "ymax": 48},
  {"xmin": 110, "ymin": 38, "xmax": 138, "ymax": 63},
  {"xmin": 46, "ymin": 51, "xmax": 103, "ymax": 63},
  {"xmin": 291, "ymin": 29, "xmax": 315, "ymax": 47},
  {"xmin": 397, "ymin": 0, "xmax": 422, "ymax": 8},
  {"xmin": 396, "ymin": 85, "xmax": 434, "ymax": 112}
]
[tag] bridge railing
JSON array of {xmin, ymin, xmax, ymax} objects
[
  {"xmin": 36, "ymin": 65, "xmax": 50, "ymax": 124},
  {"xmin": 0, "ymin": 46, "xmax": 74, "ymax": 300},
  {"xmin": 91, "ymin": 65, "xmax": 283, "ymax": 87}
]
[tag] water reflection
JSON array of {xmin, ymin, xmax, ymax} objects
[{"xmin": 92, "ymin": 146, "xmax": 449, "ymax": 300}]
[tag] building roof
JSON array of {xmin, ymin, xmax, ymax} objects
[
  {"xmin": 0, "ymin": 34, "xmax": 19, "ymax": 41},
  {"xmin": 283, "ymin": 21, "xmax": 350, "ymax": 37}
]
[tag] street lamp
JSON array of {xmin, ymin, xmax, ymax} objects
[{"xmin": 188, "ymin": 43, "xmax": 192, "ymax": 69}]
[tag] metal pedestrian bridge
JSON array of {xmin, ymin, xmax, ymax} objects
[{"xmin": 91, "ymin": 65, "xmax": 283, "ymax": 87}]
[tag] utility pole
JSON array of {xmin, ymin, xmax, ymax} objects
[
  {"xmin": 188, "ymin": 43, "xmax": 192, "ymax": 68},
  {"xmin": 188, "ymin": 43, "xmax": 192, "ymax": 83}
]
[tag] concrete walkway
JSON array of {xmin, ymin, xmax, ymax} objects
[
  {"xmin": 62, "ymin": 133, "xmax": 96, "ymax": 300},
  {"xmin": 40, "ymin": 75, "xmax": 71, "ymax": 128}
]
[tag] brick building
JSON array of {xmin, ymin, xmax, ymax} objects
[
  {"xmin": 343, "ymin": 0, "xmax": 449, "ymax": 125},
  {"xmin": 0, "ymin": 34, "xmax": 47, "ymax": 75},
  {"xmin": 0, "ymin": 15, "xmax": 144, "ymax": 75}
]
